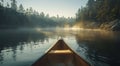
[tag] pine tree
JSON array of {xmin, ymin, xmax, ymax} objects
[
  {"xmin": 6, "ymin": 2, "xmax": 10, "ymax": 8},
  {"xmin": 18, "ymin": 4, "xmax": 24, "ymax": 13},
  {"xmin": 0, "ymin": 0, "xmax": 4, "ymax": 6},
  {"xmin": 11, "ymin": 0, "xmax": 17, "ymax": 10}
]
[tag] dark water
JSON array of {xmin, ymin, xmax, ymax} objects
[{"xmin": 0, "ymin": 29, "xmax": 120, "ymax": 66}]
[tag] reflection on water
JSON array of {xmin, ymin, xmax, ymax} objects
[
  {"xmin": 0, "ymin": 30, "xmax": 51, "ymax": 66},
  {"xmin": 0, "ymin": 29, "xmax": 120, "ymax": 66},
  {"xmin": 75, "ymin": 30, "xmax": 120, "ymax": 66}
]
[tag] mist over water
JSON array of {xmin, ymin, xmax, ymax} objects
[{"xmin": 0, "ymin": 28, "xmax": 120, "ymax": 66}]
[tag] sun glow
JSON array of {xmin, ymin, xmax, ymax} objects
[
  {"xmin": 71, "ymin": 25, "xmax": 84, "ymax": 30},
  {"xmin": 35, "ymin": 28, "xmax": 41, "ymax": 31},
  {"xmin": 64, "ymin": 24, "xmax": 84, "ymax": 31}
]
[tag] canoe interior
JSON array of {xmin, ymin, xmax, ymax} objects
[{"xmin": 32, "ymin": 39, "xmax": 90, "ymax": 66}]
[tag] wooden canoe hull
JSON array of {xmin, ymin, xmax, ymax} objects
[{"xmin": 32, "ymin": 39, "xmax": 90, "ymax": 66}]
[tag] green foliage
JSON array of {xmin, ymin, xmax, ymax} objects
[
  {"xmin": 0, "ymin": 0, "xmax": 75, "ymax": 29},
  {"xmin": 11, "ymin": 0, "xmax": 17, "ymax": 10},
  {"xmin": 0, "ymin": 0, "xmax": 4, "ymax": 6},
  {"xmin": 76, "ymin": 0, "xmax": 120, "ymax": 24},
  {"xmin": 18, "ymin": 4, "xmax": 24, "ymax": 13}
]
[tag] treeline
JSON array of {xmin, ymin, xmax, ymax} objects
[
  {"xmin": 0, "ymin": 0, "xmax": 28, "ymax": 29},
  {"xmin": 76, "ymin": 0, "xmax": 120, "ymax": 28},
  {"xmin": 0, "ymin": 0, "xmax": 74, "ymax": 29}
]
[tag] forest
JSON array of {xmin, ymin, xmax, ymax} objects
[
  {"xmin": 0, "ymin": 0, "xmax": 74, "ymax": 29},
  {"xmin": 76, "ymin": 0, "xmax": 120, "ymax": 30},
  {"xmin": 0, "ymin": 0, "xmax": 120, "ymax": 31}
]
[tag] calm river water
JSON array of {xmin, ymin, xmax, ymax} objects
[{"xmin": 0, "ymin": 29, "xmax": 120, "ymax": 66}]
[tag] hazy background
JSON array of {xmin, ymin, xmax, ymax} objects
[{"xmin": 4, "ymin": 0, "xmax": 88, "ymax": 17}]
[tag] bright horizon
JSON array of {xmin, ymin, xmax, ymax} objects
[{"xmin": 5, "ymin": 0, "xmax": 88, "ymax": 17}]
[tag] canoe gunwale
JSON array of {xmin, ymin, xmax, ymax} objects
[{"xmin": 32, "ymin": 39, "xmax": 91, "ymax": 66}]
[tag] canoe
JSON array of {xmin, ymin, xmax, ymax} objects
[{"xmin": 32, "ymin": 39, "xmax": 90, "ymax": 66}]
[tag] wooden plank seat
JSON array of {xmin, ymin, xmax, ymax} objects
[
  {"xmin": 49, "ymin": 50, "xmax": 72, "ymax": 54},
  {"xmin": 32, "ymin": 39, "xmax": 91, "ymax": 66}
]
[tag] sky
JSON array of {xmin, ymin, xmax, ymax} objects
[{"xmin": 6, "ymin": 0, "xmax": 88, "ymax": 17}]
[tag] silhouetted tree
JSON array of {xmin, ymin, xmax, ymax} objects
[
  {"xmin": 6, "ymin": 2, "xmax": 10, "ymax": 8},
  {"xmin": 0, "ymin": 0, "xmax": 74, "ymax": 29},
  {"xmin": 18, "ymin": 4, "xmax": 24, "ymax": 13},
  {"xmin": 11, "ymin": 0, "xmax": 17, "ymax": 10},
  {"xmin": 76, "ymin": 0, "xmax": 120, "ymax": 28},
  {"xmin": 0, "ymin": 0, "xmax": 3, "ymax": 6},
  {"xmin": 40, "ymin": 12, "xmax": 45, "ymax": 17}
]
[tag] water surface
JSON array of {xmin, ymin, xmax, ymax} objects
[{"xmin": 0, "ymin": 29, "xmax": 120, "ymax": 66}]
